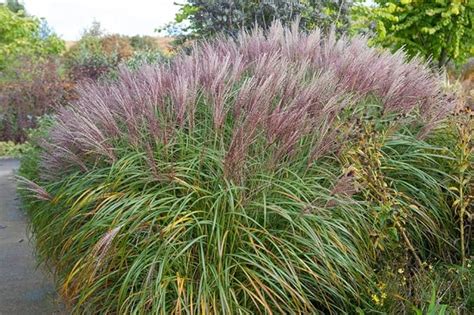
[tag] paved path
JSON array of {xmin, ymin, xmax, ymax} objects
[{"xmin": 0, "ymin": 159, "xmax": 63, "ymax": 315}]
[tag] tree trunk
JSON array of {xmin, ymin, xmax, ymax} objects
[{"xmin": 438, "ymin": 47, "xmax": 448, "ymax": 69}]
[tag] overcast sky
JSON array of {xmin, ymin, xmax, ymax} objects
[{"xmin": 22, "ymin": 0, "xmax": 181, "ymax": 40}]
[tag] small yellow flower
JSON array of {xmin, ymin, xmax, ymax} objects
[
  {"xmin": 371, "ymin": 294, "xmax": 381, "ymax": 305},
  {"xmin": 397, "ymin": 268, "xmax": 404, "ymax": 274}
]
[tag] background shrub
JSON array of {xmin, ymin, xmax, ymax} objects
[
  {"xmin": 0, "ymin": 140, "xmax": 27, "ymax": 157},
  {"xmin": 19, "ymin": 22, "xmax": 471, "ymax": 313},
  {"xmin": 0, "ymin": 56, "xmax": 71, "ymax": 142},
  {"xmin": 129, "ymin": 35, "xmax": 163, "ymax": 52},
  {"xmin": 65, "ymin": 23, "xmax": 168, "ymax": 82},
  {"xmin": 64, "ymin": 32, "xmax": 119, "ymax": 82},
  {"xmin": 122, "ymin": 50, "xmax": 167, "ymax": 70},
  {"xmin": 0, "ymin": 3, "xmax": 66, "ymax": 143},
  {"xmin": 100, "ymin": 34, "xmax": 134, "ymax": 60}
]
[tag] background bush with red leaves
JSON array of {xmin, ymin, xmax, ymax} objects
[
  {"xmin": 0, "ymin": 57, "xmax": 73, "ymax": 143},
  {"xmin": 0, "ymin": 17, "xmax": 166, "ymax": 144}
]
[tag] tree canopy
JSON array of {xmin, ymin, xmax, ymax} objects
[
  {"xmin": 168, "ymin": 0, "xmax": 353, "ymax": 41},
  {"xmin": 0, "ymin": 5, "xmax": 64, "ymax": 69},
  {"xmin": 353, "ymin": 0, "xmax": 474, "ymax": 67}
]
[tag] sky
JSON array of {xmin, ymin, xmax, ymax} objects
[{"xmin": 22, "ymin": 0, "xmax": 182, "ymax": 40}]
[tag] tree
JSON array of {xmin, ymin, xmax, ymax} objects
[
  {"xmin": 0, "ymin": 5, "xmax": 64, "ymax": 69},
  {"xmin": 82, "ymin": 20, "xmax": 104, "ymax": 38},
  {"xmin": 4, "ymin": 0, "xmax": 25, "ymax": 14},
  {"xmin": 166, "ymin": 0, "xmax": 353, "ymax": 42},
  {"xmin": 353, "ymin": 0, "xmax": 474, "ymax": 68}
]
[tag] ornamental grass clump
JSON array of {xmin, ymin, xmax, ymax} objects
[{"xmin": 20, "ymin": 22, "xmax": 469, "ymax": 313}]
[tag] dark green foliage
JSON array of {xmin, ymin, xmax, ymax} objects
[
  {"xmin": 3, "ymin": 0, "xmax": 25, "ymax": 13},
  {"xmin": 167, "ymin": 0, "xmax": 353, "ymax": 42},
  {"xmin": 129, "ymin": 35, "xmax": 162, "ymax": 51}
]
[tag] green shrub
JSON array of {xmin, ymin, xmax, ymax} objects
[
  {"xmin": 123, "ymin": 50, "xmax": 167, "ymax": 70},
  {"xmin": 64, "ymin": 23, "xmax": 167, "ymax": 82},
  {"xmin": 129, "ymin": 35, "xmax": 162, "ymax": 51},
  {"xmin": 65, "ymin": 34, "xmax": 118, "ymax": 82},
  {"xmin": 0, "ymin": 115, "xmax": 54, "ymax": 159},
  {"xmin": 17, "ymin": 115, "xmax": 55, "ymax": 180},
  {"xmin": 0, "ymin": 141, "xmax": 27, "ymax": 157}
]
